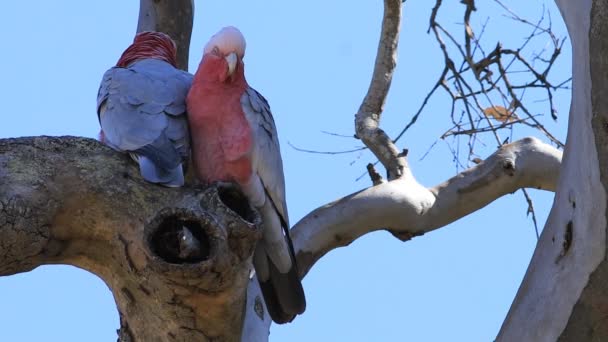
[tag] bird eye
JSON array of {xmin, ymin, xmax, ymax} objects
[{"xmin": 212, "ymin": 46, "xmax": 220, "ymax": 55}]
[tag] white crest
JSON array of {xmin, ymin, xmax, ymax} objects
[{"xmin": 203, "ymin": 26, "xmax": 246, "ymax": 58}]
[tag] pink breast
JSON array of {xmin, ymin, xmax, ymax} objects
[{"xmin": 188, "ymin": 85, "xmax": 253, "ymax": 185}]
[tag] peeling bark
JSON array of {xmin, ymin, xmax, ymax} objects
[{"xmin": 0, "ymin": 137, "xmax": 261, "ymax": 341}]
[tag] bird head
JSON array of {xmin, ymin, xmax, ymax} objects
[
  {"xmin": 197, "ymin": 26, "xmax": 246, "ymax": 83},
  {"xmin": 116, "ymin": 31, "xmax": 178, "ymax": 68}
]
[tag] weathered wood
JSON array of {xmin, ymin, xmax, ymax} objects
[{"xmin": 0, "ymin": 137, "xmax": 260, "ymax": 341}]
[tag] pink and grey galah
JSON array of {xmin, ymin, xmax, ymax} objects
[
  {"xmin": 186, "ymin": 26, "xmax": 306, "ymax": 323},
  {"xmin": 97, "ymin": 32, "xmax": 192, "ymax": 187}
]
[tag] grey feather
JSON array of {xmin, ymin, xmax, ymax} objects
[
  {"xmin": 241, "ymin": 87, "xmax": 290, "ymax": 225},
  {"xmin": 97, "ymin": 59, "xmax": 193, "ymax": 187},
  {"xmin": 135, "ymin": 132, "xmax": 181, "ymax": 170},
  {"xmin": 137, "ymin": 155, "xmax": 184, "ymax": 187},
  {"xmin": 241, "ymin": 87, "xmax": 306, "ymax": 323}
]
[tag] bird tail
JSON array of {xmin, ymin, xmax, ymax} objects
[
  {"xmin": 254, "ymin": 243, "xmax": 306, "ymax": 324},
  {"xmin": 130, "ymin": 133, "xmax": 186, "ymax": 187},
  {"xmin": 132, "ymin": 153, "xmax": 185, "ymax": 187}
]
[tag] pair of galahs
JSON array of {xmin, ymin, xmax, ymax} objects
[{"xmin": 96, "ymin": 28, "xmax": 305, "ymax": 324}]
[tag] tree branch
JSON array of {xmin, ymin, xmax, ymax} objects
[
  {"xmin": 404, "ymin": 0, "xmax": 569, "ymax": 169},
  {"xmin": 137, "ymin": 0, "xmax": 194, "ymax": 70},
  {"xmin": 292, "ymin": 137, "xmax": 562, "ymax": 277},
  {"xmin": 0, "ymin": 136, "xmax": 261, "ymax": 341},
  {"xmin": 354, "ymin": 0, "xmax": 408, "ymax": 179}
]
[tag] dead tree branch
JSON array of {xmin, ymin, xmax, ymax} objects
[
  {"xmin": 398, "ymin": 0, "xmax": 569, "ymax": 166},
  {"xmin": 0, "ymin": 137, "xmax": 261, "ymax": 341},
  {"xmin": 292, "ymin": 137, "xmax": 562, "ymax": 277},
  {"xmin": 354, "ymin": 0, "xmax": 408, "ymax": 180},
  {"xmin": 396, "ymin": 0, "xmax": 569, "ymax": 234}
]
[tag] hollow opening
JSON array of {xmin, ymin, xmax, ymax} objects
[
  {"xmin": 217, "ymin": 185, "xmax": 257, "ymax": 223},
  {"xmin": 149, "ymin": 214, "xmax": 211, "ymax": 264}
]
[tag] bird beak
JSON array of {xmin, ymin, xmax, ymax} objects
[{"xmin": 225, "ymin": 52, "xmax": 238, "ymax": 76}]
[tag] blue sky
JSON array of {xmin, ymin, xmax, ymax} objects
[{"xmin": 0, "ymin": 1, "xmax": 570, "ymax": 341}]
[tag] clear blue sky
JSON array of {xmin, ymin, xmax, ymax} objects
[{"xmin": 0, "ymin": 1, "xmax": 570, "ymax": 341}]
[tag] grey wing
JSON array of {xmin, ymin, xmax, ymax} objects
[
  {"xmin": 241, "ymin": 87, "xmax": 289, "ymax": 226},
  {"xmin": 243, "ymin": 88, "xmax": 306, "ymax": 322},
  {"xmin": 164, "ymin": 68, "xmax": 193, "ymax": 163},
  {"xmin": 96, "ymin": 62, "xmax": 192, "ymax": 169}
]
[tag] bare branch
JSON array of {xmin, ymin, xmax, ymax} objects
[
  {"xmin": 287, "ymin": 141, "xmax": 366, "ymax": 155},
  {"xmin": 366, "ymin": 163, "xmax": 386, "ymax": 185},
  {"xmin": 520, "ymin": 188, "xmax": 540, "ymax": 239},
  {"xmin": 394, "ymin": 67, "xmax": 448, "ymax": 142},
  {"xmin": 292, "ymin": 137, "xmax": 562, "ymax": 278},
  {"xmin": 399, "ymin": 0, "xmax": 568, "ymax": 169},
  {"xmin": 354, "ymin": 0, "xmax": 408, "ymax": 179}
]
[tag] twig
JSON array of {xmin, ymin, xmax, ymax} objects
[
  {"xmin": 403, "ymin": 0, "xmax": 568, "ymax": 165},
  {"xmin": 521, "ymin": 188, "xmax": 540, "ymax": 239},
  {"xmin": 367, "ymin": 163, "xmax": 385, "ymax": 185},
  {"xmin": 287, "ymin": 142, "xmax": 367, "ymax": 155}
]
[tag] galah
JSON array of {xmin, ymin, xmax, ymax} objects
[
  {"xmin": 97, "ymin": 31, "xmax": 192, "ymax": 187},
  {"xmin": 186, "ymin": 26, "xmax": 306, "ymax": 323}
]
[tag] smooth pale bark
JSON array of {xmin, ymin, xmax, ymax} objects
[
  {"xmin": 498, "ymin": 1, "xmax": 608, "ymax": 340},
  {"xmin": 292, "ymin": 137, "xmax": 562, "ymax": 277},
  {"xmin": 354, "ymin": 0, "xmax": 408, "ymax": 179}
]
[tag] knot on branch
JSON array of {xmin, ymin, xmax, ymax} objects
[
  {"xmin": 147, "ymin": 208, "xmax": 215, "ymax": 264},
  {"xmin": 388, "ymin": 229, "xmax": 425, "ymax": 242},
  {"xmin": 143, "ymin": 184, "xmax": 261, "ymax": 291},
  {"xmin": 502, "ymin": 159, "xmax": 516, "ymax": 176},
  {"xmin": 216, "ymin": 184, "xmax": 257, "ymax": 225}
]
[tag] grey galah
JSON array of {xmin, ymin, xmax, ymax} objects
[
  {"xmin": 186, "ymin": 27, "xmax": 306, "ymax": 323},
  {"xmin": 97, "ymin": 31, "xmax": 192, "ymax": 187}
]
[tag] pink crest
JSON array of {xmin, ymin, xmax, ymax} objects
[{"xmin": 117, "ymin": 31, "xmax": 178, "ymax": 68}]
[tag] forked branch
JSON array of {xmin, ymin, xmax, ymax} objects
[{"xmin": 292, "ymin": 137, "xmax": 562, "ymax": 277}]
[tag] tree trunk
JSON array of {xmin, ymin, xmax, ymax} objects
[
  {"xmin": 137, "ymin": 0, "xmax": 193, "ymax": 71},
  {"xmin": 497, "ymin": 0, "xmax": 608, "ymax": 340}
]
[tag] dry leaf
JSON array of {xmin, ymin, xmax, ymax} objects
[{"xmin": 483, "ymin": 106, "xmax": 517, "ymax": 122}]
